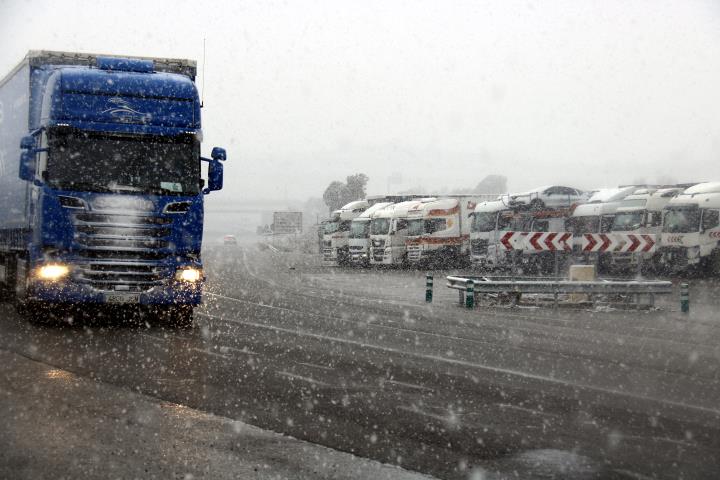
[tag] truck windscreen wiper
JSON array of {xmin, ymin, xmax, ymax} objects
[
  {"xmin": 145, "ymin": 186, "xmax": 192, "ymax": 196},
  {"xmin": 52, "ymin": 181, "xmax": 113, "ymax": 193}
]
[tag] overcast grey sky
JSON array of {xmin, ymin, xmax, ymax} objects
[{"xmin": 1, "ymin": 0, "xmax": 719, "ymax": 202}]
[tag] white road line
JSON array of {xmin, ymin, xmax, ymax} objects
[
  {"xmin": 385, "ymin": 379, "xmax": 433, "ymax": 392},
  {"xmin": 200, "ymin": 294, "xmax": 717, "ymax": 385},
  {"xmin": 621, "ymin": 434, "xmax": 696, "ymax": 448},
  {"xmin": 190, "ymin": 347, "xmax": 232, "ymax": 360},
  {"xmin": 295, "ymin": 361, "xmax": 334, "ymax": 371},
  {"xmin": 498, "ymin": 403, "xmax": 559, "ymax": 417},
  {"xmin": 612, "ymin": 469, "xmax": 660, "ymax": 480},
  {"xmin": 195, "ymin": 311, "xmax": 720, "ymax": 417},
  {"xmin": 397, "ymin": 406, "xmax": 451, "ymax": 423},
  {"xmin": 277, "ymin": 371, "xmax": 331, "ymax": 387}
]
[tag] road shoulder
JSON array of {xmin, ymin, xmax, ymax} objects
[{"xmin": 0, "ymin": 348, "xmax": 435, "ymax": 480}]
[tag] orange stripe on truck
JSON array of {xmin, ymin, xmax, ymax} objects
[{"xmin": 426, "ymin": 205, "xmax": 460, "ymax": 216}]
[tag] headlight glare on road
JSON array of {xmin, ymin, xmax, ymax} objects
[
  {"xmin": 36, "ymin": 264, "xmax": 70, "ymax": 281},
  {"xmin": 175, "ymin": 267, "xmax": 203, "ymax": 282}
]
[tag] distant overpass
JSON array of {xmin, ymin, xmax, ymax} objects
[{"xmin": 205, "ymin": 198, "xmax": 304, "ymax": 215}]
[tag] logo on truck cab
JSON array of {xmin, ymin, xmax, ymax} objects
[{"xmin": 101, "ymin": 97, "xmax": 151, "ymax": 123}]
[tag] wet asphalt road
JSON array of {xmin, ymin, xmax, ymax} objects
[{"xmin": 1, "ymin": 244, "xmax": 720, "ymax": 479}]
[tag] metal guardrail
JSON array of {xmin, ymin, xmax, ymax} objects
[{"xmin": 446, "ymin": 275, "xmax": 673, "ymax": 308}]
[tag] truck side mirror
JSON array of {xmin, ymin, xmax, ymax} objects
[
  {"xmin": 19, "ymin": 150, "xmax": 36, "ymax": 182},
  {"xmin": 211, "ymin": 147, "xmax": 227, "ymax": 161},
  {"xmin": 204, "ymin": 160, "xmax": 223, "ymax": 194},
  {"xmin": 20, "ymin": 135, "xmax": 36, "ymax": 150}
]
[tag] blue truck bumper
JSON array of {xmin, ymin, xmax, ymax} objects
[{"xmin": 28, "ymin": 281, "xmax": 202, "ymax": 306}]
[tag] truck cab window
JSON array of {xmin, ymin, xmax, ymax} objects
[
  {"xmin": 47, "ymin": 131, "xmax": 200, "ymax": 195},
  {"xmin": 702, "ymin": 209, "xmax": 719, "ymax": 230}
]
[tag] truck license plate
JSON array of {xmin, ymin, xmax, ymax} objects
[{"xmin": 105, "ymin": 293, "xmax": 140, "ymax": 304}]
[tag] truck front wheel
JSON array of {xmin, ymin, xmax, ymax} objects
[
  {"xmin": 707, "ymin": 249, "xmax": 720, "ymax": 276},
  {"xmin": 150, "ymin": 305, "xmax": 195, "ymax": 329}
]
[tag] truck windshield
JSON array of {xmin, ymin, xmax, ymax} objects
[
  {"xmin": 407, "ymin": 219, "xmax": 424, "ymax": 236},
  {"xmin": 407, "ymin": 218, "xmax": 448, "ymax": 236},
  {"xmin": 324, "ymin": 222, "xmax": 340, "ymax": 234},
  {"xmin": 370, "ymin": 218, "xmax": 390, "ymax": 235},
  {"xmin": 612, "ymin": 211, "xmax": 644, "ymax": 231},
  {"xmin": 568, "ymin": 215, "xmax": 600, "ymax": 234},
  {"xmin": 663, "ymin": 208, "xmax": 701, "ymax": 233},
  {"xmin": 471, "ymin": 212, "xmax": 496, "ymax": 232},
  {"xmin": 47, "ymin": 131, "xmax": 199, "ymax": 195},
  {"xmin": 349, "ymin": 220, "xmax": 370, "ymax": 239}
]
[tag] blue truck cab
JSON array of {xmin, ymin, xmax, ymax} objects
[{"xmin": 0, "ymin": 51, "xmax": 226, "ymax": 326}]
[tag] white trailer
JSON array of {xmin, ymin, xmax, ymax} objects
[{"xmin": 405, "ymin": 195, "xmax": 491, "ymax": 267}]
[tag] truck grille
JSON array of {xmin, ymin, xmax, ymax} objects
[
  {"xmin": 407, "ymin": 244, "xmax": 422, "ymax": 261},
  {"xmin": 371, "ymin": 239, "xmax": 386, "ymax": 262},
  {"xmin": 471, "ymin": 239, "xmax": 488, "ymax": 255},
  {"xmin": 72, "ymin": 212, "xmax": 173, "ymax": 292}
]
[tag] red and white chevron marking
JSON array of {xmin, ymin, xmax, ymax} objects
[
  {"xmin": 499, "ymin": 231, "xmax": 573, "ymax": 251},
  {"xmin": 581, "ymin": 233, "xmax": 657, "ymax": 253}
]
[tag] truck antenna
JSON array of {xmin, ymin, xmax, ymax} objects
[{"xmin": 201, "ymin": 37, "xmax": 206, "ymax": 108}]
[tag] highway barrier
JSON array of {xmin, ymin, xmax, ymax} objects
[
  {"xmin": 447, "ymin": 275, "xmax": 673, "ymax": 309},
  {"xmin": 681, "ymin": 283, "xmax": 690, "ymax": 313},
  {"xmin": 425, "ymin": 274, "xmax": 433, "ymax": 303}
]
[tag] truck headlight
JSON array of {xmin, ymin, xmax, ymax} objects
[
  {"xmin": 175, "ymin": 267, "xmax": 203, "ymax": 282},
  {"xmin": 36, "ymin": 264, "xmax": 70, "ymax": 281}
]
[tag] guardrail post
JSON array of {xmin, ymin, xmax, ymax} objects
[
  {"xmin": 680, "ymin": 283, "xmax": 689, "ymax": 313},
  {"xmin": 465, "ymin": 280, "xmax": 475, "ymax": 309},
  {"xmin": 425, "ymin": 273, "xmax": 433, "ymax": 303}
]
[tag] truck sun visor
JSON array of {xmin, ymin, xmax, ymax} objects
[{"xmin": 96, "ymin": 56, "xmax": 154, "ymax": 73}]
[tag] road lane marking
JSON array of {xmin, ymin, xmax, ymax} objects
[
  {"xmin": 190, "ymin": 347, "xmax": 232, "ymax": 360},
  {"xmin": 195, "ymin": 311, "xmax": 720, "ymax": 417},
  {"xmin": 277, "ymin": 371, "xmax": 331, "ymax": 387},
  {"xmin": 295, "ymin": 361, "xmax": 334, "ymax": 371},
  {"xmin": 498, "ymin": 403, "xmax": 559, "ymax": 418},
  {"xmin": 200, "ymin": 295, "xmax": 719, "ymax": 385},
  {"xmin": 203, "ymin": 290, "xmax": 720, "ymax": 354},
  {"xmin": 385, "ymin": 379, "xmax": 433, "ymax": 392}
]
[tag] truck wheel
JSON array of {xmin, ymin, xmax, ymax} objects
[
  {"xmin": 152, "ymin": 305, "xmax": 194, "ymax": 329},
  {"xmin": 708, "ymin": 249, "xmax": 720, "ymax": 276},
  {"xmin": 20, "ymin": 301, "xmax": 57, "ymax": 326}
]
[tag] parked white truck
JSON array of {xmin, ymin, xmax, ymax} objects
[
  {"xmin": 659, "ymin": 182, "xmax": 720, "ymax": 274},
  {"xmin": 348, "ymin": 202, "xmax": 393, "ymax": 266},
  {"xmin": 519, "ymin": 206, "xmax": 576, "ymax": 274},
  {"xmin": 405, "ymin": 195, "xmax": 491, "ymax": 267},
  {"xmin": 566, "ymin": 187, "xmax": 637, "ymax": 271},
  {"xmin": 469, "ymin": 200, "xmax": 525, "ymax": 269},
  {"xmin": 322, "ymin": 200, "xmax": 370, "ymax": 265},
  {"xmin": 369, "ymin": 199, "xmax": 435, "ymax": 266},
  {"xmin": 609, "ymin": 188, "xmax": 681, "ymax": 271}
]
